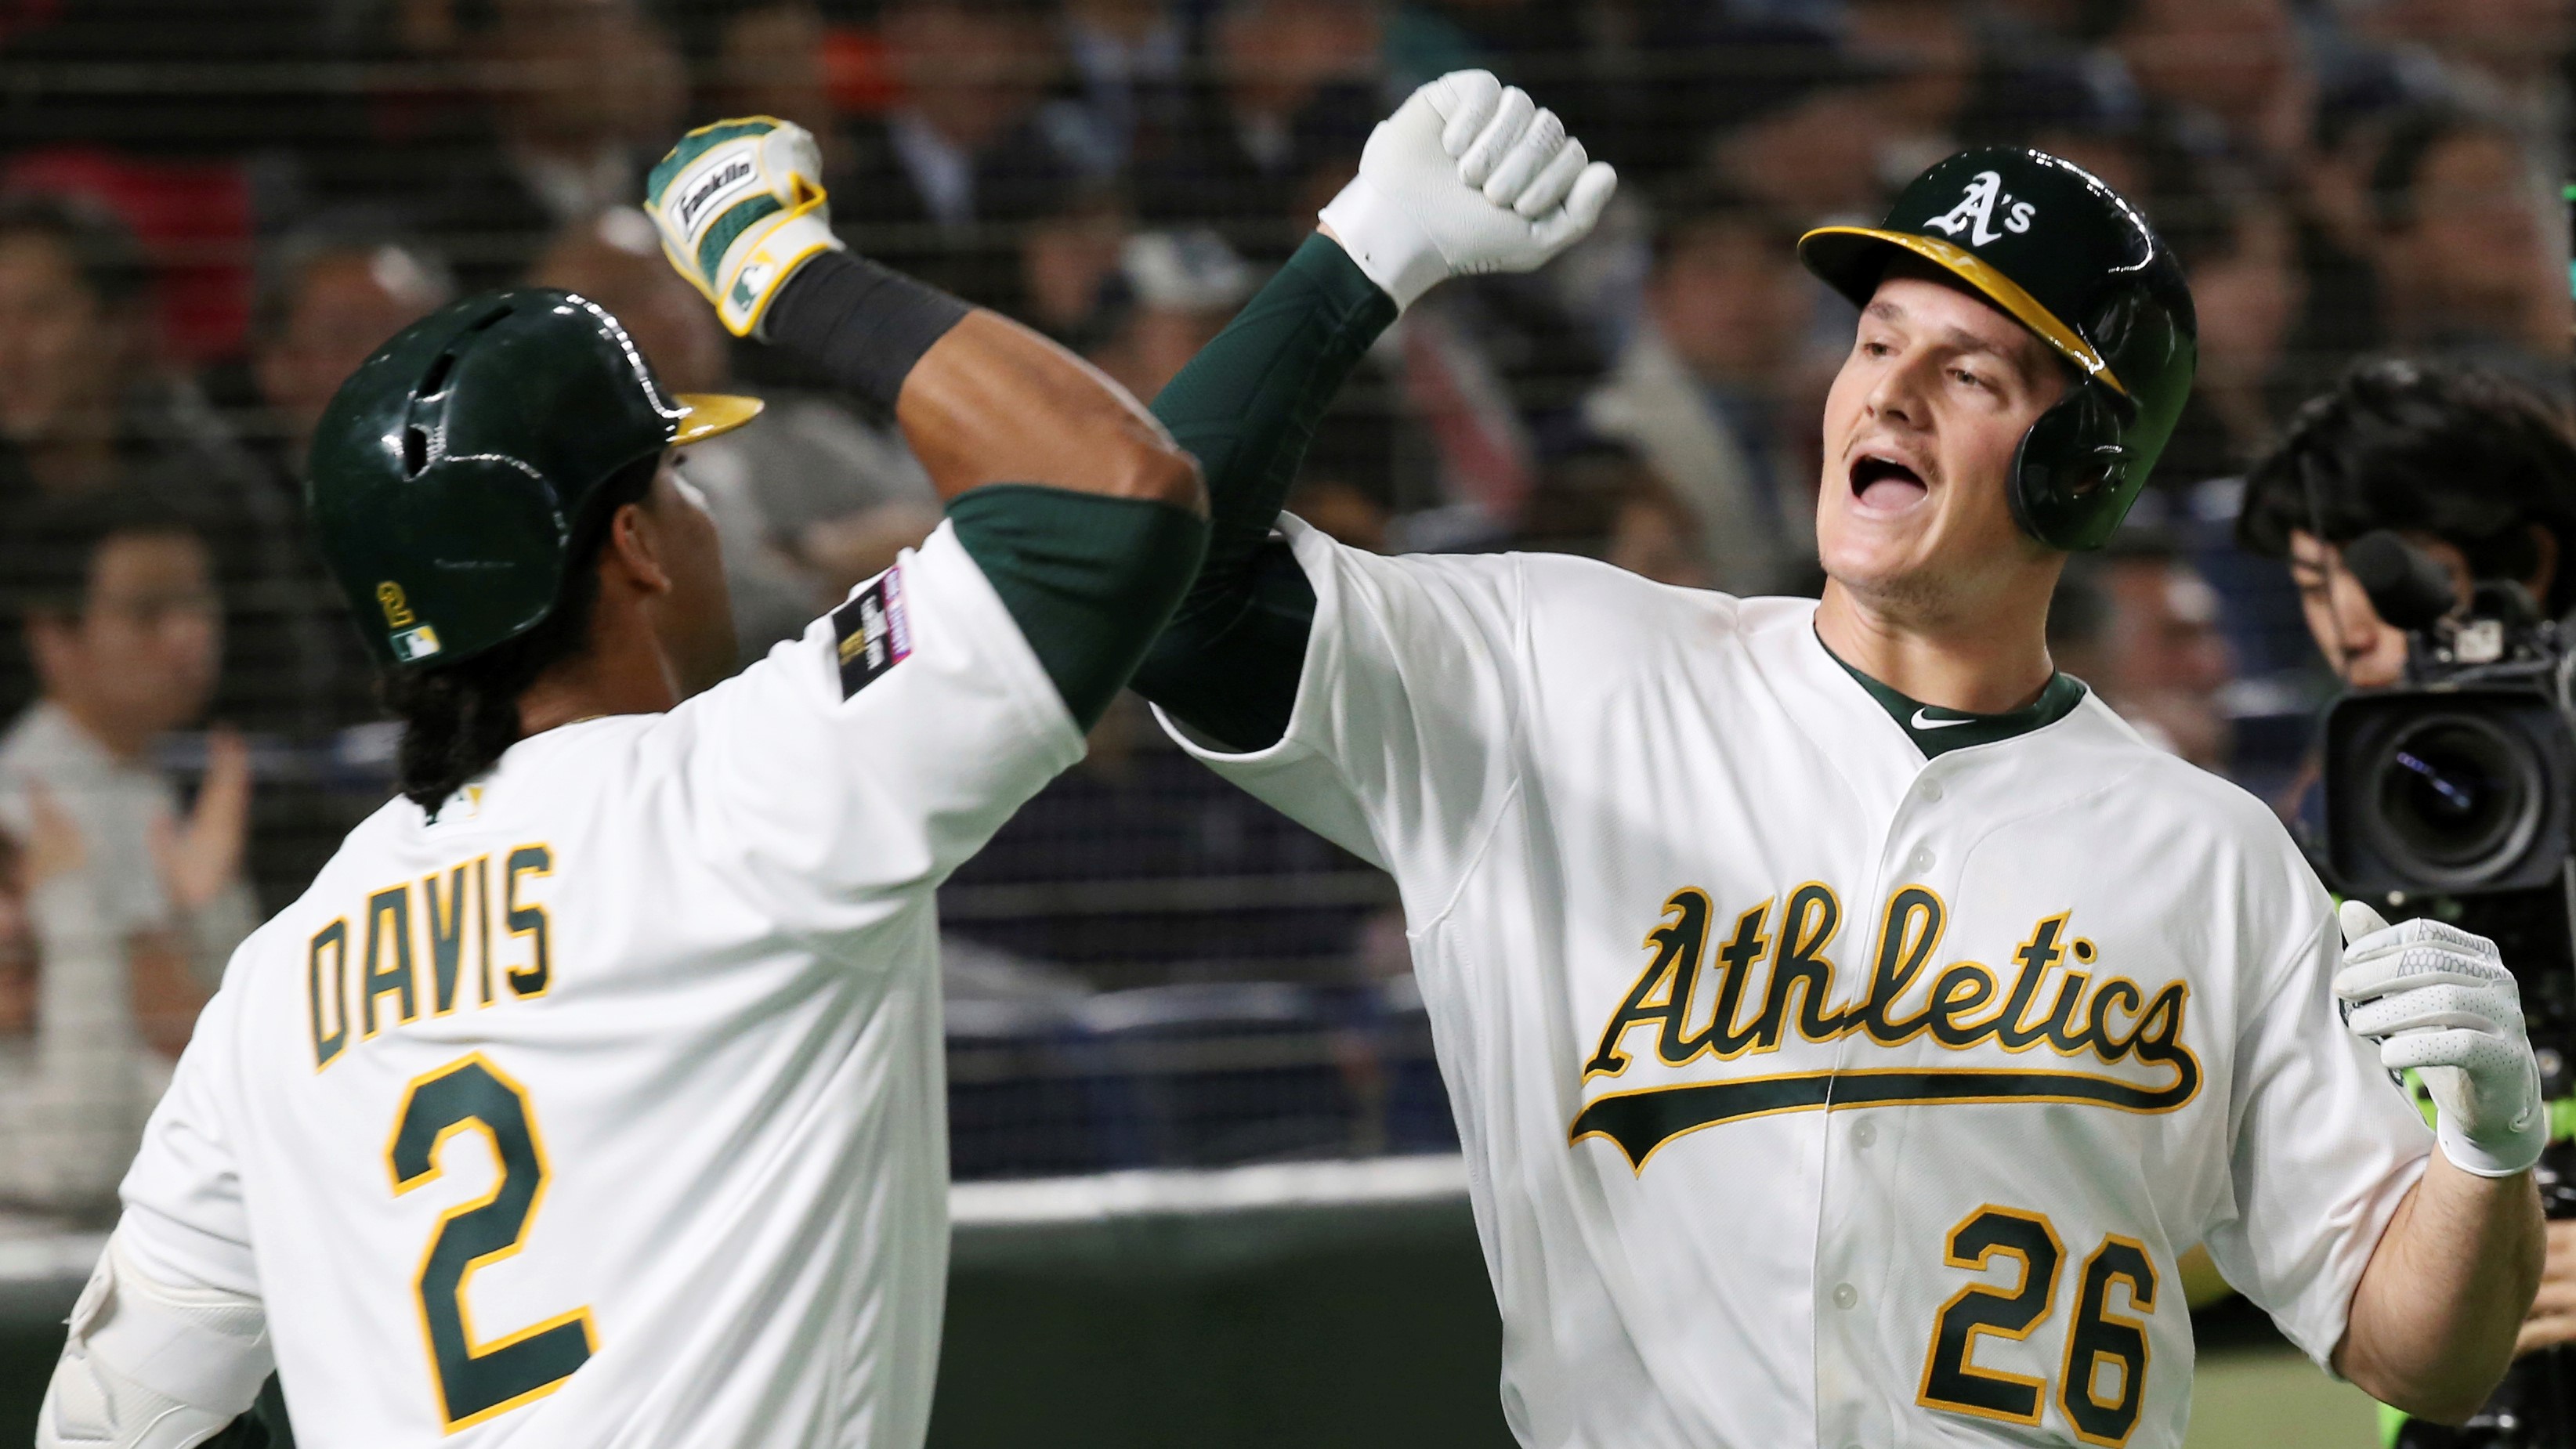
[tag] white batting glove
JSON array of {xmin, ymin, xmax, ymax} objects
[
  {"xmin": 2337, "ymin": 900, "xmax": 2546, "ymax": 1177},
  {"xmin": 645, "ymin": 116, "xmax": 845, "ymax": 338},
  {"xmin": 1318, "ymin": 69, "xmax": 1618, "ymax": 312}
]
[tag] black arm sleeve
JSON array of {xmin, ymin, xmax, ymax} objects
[
  {"xmin": 761, "ymin": 251, "xmax": 969, "ymax": 410},
  {"xmin": 1128, "ymin": 233, "xmax": 1398, "ymax": 751},
  {"xmin": 948, "ymin": 486, "xmax": 1208, "ymax": 732}
]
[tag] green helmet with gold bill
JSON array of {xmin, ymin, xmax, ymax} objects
[
  {"xmin": 306, "ymin": 288, "xmax": 763, "ymax": 671},
  {"xmin": 1799, "ymin": 147, "xmax": 2198, "ymax": 551}
]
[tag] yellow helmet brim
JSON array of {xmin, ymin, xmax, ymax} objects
[{"xmin": 672, "ymin": 392, "xmax": 765, "ymax": 445}]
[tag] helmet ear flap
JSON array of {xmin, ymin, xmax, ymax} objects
[{"xmin": 2008, "ymin": 384, "xmax": 2140, "ymax": 551}]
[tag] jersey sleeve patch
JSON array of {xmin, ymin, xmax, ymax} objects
[{"xmin": 830, "ymin": 565, "xmax": 914, "ymax": 699}]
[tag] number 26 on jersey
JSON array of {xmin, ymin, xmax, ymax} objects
[{"xmin": 1918, "ymin": 1205, "xmax": 2158, "ymax": 1447}]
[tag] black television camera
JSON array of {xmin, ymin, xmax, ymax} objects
[{"xmin": 2319, "ymin": 530, "xmax": 2576, "ymax": 1447}]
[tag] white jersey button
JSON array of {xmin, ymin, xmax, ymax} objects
[
  {"xmin": 1919, "ymin": 779, "xmax": 1943, "ymax": 803},
  {"xmin": 1908, "ymin": 847, "xmax": 1934, "ymax": 873},
  {"xmin": 1851, "ymin": 1119, "xmax": 1877, "ymax": 1148},
  {"xmin": 1832, "ymin": 1282, "xmax": 1860, "ymax": 1310}
]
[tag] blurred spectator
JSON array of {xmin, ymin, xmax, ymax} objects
[
  {"xmin": 0, "ymin": 194, "xmax": 345, "ymax": 736},
  {"xmin": 1060, "ymin": 0, "xmax": 1189, "ymax": 175},
  {"xmin": 942, "ymin": 696, "xmax": 1377, "ymax": 988},
  {"xmin": 2365, "ymin": 0, "xmax": 2574, "ymax": 179},
  {"xmin": 0, "ymin": 193, "xmax": 161, "ymax": 501},
  {"xmin": 2151, "ymin": 164, "xmax": 2304, "ymax": 487},
  {"xmin": 1082, "ymin": 228, "xmax": 1261, "ymax": 404},
  {"xmin": 1288, "ymin": 381, "xmax": 1415, "ymax": 555},
  {"xmin": 0, "ymin": 0, "xmax": 353, "ymax": 161},
  {"xmin": 704, "ymin": 1, "xmax": 853, "ymax": 183},
  {"xmin": 2106, "ymin": 0, "xmax": 2314, "ymax": 175},
  {"xmin": 1138, "ymin": 0, "xmax": 1380, "ymax": 259},
  {"xmin": 1018, "ymin": 179, "xmax": 1135, "ymax": 338},
  {"xmin": 1961, "ymin": 58, "xmax": 2153, "ymax": 200},
  {"xmin": 1584, "ymin": 183, "xmax": 1814, "ymax": 595},
  {"xmin": 0, "ymin": 773, "xmax": 208, "ymax": 1216},
  {"xmin": 1380, "ymin": 0, "xmax": 1612, "ymax": 139},
  {"xmin": 1517, "ymin": 440, "xmax": 1715, "ymax": 591},
  {"xmin": 1644, "ymin": 16, "xmax": 1891, "ymax": 221},
  {"xmin": 226, "ymin": 230, "xmax": 454, "ymax": 735},
  {"xmin": 1847, "ymin": 0, "xmax": 1981, "ymax": 183},
  {"xmin": 2053, "ymin": 535, "xmax": 2237, "ymax": 769},
  {"xmin": 838, "ymin": 0, "xmax": 1089, "ymax": 310},
  {"xmin": 249, "ymin": 232, "xmax": 454, "ymax": 475},
  {"xmin": 529, "ymin": 209, "xmax": 943, "ymax": 657},
  {"xmin": 1, "ymin": 490, "xmax": 251, "ymax": 981},
  {"xmin": 0, "ymin": 489, "xmax": 252, "ymax": 1212},
  {"xmin": 401, "ymin": 0, "xmax": 686, "ymax": 290},
  {"xmin": 2368, "ymin": 107, "xmax": 2571, "ymax": 388},
  {"xmin": 0, "ymin": 825, "xmax": 27, "ymax": 1039}
]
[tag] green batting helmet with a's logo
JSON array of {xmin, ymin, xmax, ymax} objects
[
  {"xmin": 306, "ymin": 288, "xmax": 763, "ymax": 671},
  {"xmin": 1800, "ymin": 147, "xmax": 2198, "ymax": 551}
]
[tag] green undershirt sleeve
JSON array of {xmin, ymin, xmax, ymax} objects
[
  {"xmin": 1128, "ymin": 232, "xmax": 1400, "ymax": 752},
  {"xmin": 946, "ymin": 484, "xmax": 1210, "ymax": 731}
]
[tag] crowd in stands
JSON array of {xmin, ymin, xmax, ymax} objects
[{"xmin": 0, "ymin": 0, "xmax": 2570, "ymax": 1209}]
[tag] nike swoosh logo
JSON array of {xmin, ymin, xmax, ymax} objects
[{"xmin": 1911, "ymin": 709, "xmax": 1978, "ymax": 730}]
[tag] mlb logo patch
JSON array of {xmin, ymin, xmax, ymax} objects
[
  {"xmin": 392, "ymin": 624, "xmax": 443, "ymax": 662},
  {"xmin": 830, "ymin": 566, "xmax": 913, "ymax": 699}
]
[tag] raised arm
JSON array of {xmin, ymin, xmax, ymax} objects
[
  {"xmin": 1129, "ymin": 71, "xmax": 1615, "ymax": 751},
  {"xmin": 762, "ymin": 265, "xmax": 1200, "ymax": 509},
  {"xmin": 646, "ymin": 118, "xmax": 1205, "ymax": 726}
]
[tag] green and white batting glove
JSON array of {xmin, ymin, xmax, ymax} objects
[
  {"xmin": 2337, "ymin": 900, "xmax": 2546, "ymax": 1177},
  {"xmin": 1318, "ymin": 69, "xmax": 1618, "ymax": 312},
  {"xmin": 645, "ymin": 116, "xmax": 845, "ymax": 338}
]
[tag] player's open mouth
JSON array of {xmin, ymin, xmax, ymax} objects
[{"xmin": 1849, "ymin": 453, "xmax": 1930, "ymax": 512}]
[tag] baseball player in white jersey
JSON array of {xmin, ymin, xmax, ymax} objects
[
  {"xmin": 31, "ymin": 94, "xmax": 1615, "ymax": 1449},
  {"xmin": 1127, "ymin": 117, "xmax": 2549, "ymax": 1447}
]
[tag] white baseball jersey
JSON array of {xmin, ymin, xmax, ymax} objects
[
  {"xmin": 115, "ymin": 522, "xmax": 1080, "ymax": 1447},
  {"xmin": 1158, "ymin": 518, "xmax": 2434, "ymax": 1449}
]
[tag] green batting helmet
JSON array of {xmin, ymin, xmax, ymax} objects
[
  {"xmin": 306, "ymin": 288, "xmax": 762, "ymax": 671},
  {"xmin": 1799, "ymin": 147, "xmax": 2197, "ymax": 551}
]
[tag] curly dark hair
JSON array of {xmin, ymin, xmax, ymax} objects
[{"xmin": 2238, "ymin": 359, "xmax": 2576, "ymax": 616}]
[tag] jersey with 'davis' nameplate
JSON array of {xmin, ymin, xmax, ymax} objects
[
  {"xmin": 113, "ymin": 524, "xmax": 1082, "ymax": 1448},
  {"xmin": 1156, "ymin": 519, "xmax": 2433, "ymax": 1449}
]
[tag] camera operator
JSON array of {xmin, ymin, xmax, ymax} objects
[
  {"xmin": 2241, "ymin": 359, "xmax": 2576, "ymax": 693},
  {"xmin": 2240, "ymin": 357, "xmax": 2576, "ymax": 1375}
]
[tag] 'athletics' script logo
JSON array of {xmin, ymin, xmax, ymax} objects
[{"xmin": 1568, "ymin": 886, "xmax": 2198, "ymax": 1170}]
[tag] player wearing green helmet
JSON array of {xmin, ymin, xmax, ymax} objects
[
  {"xmin": 1799, "ymin": 146, "xmax": 2198, "ymax": 553},
  {"xmin": 36, "ymin": 78, "xmax": 1622, "ymax": 1449},
  {"xmin": 1130, "ymin": 141, "xmax": 2542, "ymax": 1443}
]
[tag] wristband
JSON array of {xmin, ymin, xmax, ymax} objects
[{"xmin": 759, "ymin": 251, "xmax": 971, "ymax": 411}]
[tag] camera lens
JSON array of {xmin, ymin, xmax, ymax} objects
[{"xmin": 2365, "ymin": 713, "xmax": 2544, "ymax": 887}]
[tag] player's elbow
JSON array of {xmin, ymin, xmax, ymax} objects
[
  {"xmin": 2371, "ymin": 1368, "xmax": 2512, "ymax": 1429},
  {"xmin": 1101, "ymin": 432, "xmax": 1207, "ymax": 515},
  {"xmin": 2336, "ymin": 1303, "xmax": 2525, "ymax": 1426}
]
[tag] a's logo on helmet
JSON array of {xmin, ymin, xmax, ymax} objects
[
  {"xmin": 377, "ymin": 580, "xmax": 417, "ymax": 627},
  {"xmin": 1923, "ymin": 171, "xmax": 2036, "ymax": 248}
]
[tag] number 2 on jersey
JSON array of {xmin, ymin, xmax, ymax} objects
[
  {"xmin": 389, "ymin": 1053, "xmax": 597, "ymax": 1431},
  {"xmin": 1917, "ymin": 1205, "xmax": 2158, "ymax": 1447}
]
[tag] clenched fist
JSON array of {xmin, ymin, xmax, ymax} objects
[
  {"xmin": 1318, "ymin": 70, "xmax": 1618, "ymax": 311},
  {"xmin": 2338, "ymin": 901, "xmax": 2546, "ymax": 1178}
]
